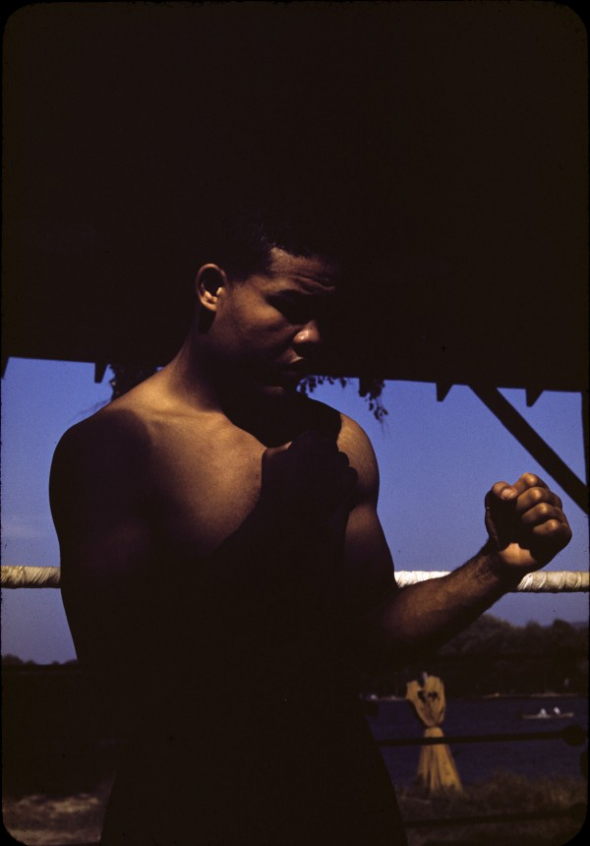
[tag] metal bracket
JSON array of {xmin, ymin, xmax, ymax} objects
[{"xmin": 470, "ymin": 385, "xmax": 588, "ymax": 514}]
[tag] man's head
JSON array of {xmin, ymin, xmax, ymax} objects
[
  {"xmin": 192, "ymin": 244, "xmax": 339, "ymax": 400},
  {"xmin": 180, "ymin": 181, "xmax": 356, "ymax": 398}
]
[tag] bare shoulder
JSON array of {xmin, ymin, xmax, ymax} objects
[
  {"xmin": 50, "ymin": 397, "xmax": 154, "ymax": 513},
  {"xmin": 53, "ymin": 400, "xmax": 151, "ymax": 467},
  {"xmin": 338, "ymin": 413, "xmax": 379, "ymax": 497},
  {"xmin": 54, "ymin": 367, "xmax": 171, "ymax": 454}
]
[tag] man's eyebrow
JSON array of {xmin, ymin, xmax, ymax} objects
[
  {"xmin": 278, "ymin": 275, "xmax": 337, "ymax": 293},
  {"xmin": 271, "ymin": 289, "xmax": 309, "ymax": 299}
]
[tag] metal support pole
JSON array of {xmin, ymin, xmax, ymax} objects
[{"xmin": 471, "ymin": 386, "xmax": 588, "ymax": 515}]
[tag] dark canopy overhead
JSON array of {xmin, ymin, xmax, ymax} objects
[{"xmin": 3, "ymin": 3, "xmax": 587, "ymax": 394}]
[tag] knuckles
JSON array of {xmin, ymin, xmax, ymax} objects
[
  {"xmin": 489, "ymin": 479, "xmax": 556, "ymax": 509},
  {"xmin": 521, "ymin": 501, "xmax": 555, "ymax": 524},
  {"xmin": 535, "ymin": 502, "xmax": 552, "ymax": 519},
  {"xmin": 517, "ymin": 490, "xmax": 548, "ymax": 513},
  {"xmin": 545, "ymin": 518, "xmax": 566, "ymax": 534},
  {"xmin": 490, "ymin": 481, "xmax": 509, "ymax": 497}
]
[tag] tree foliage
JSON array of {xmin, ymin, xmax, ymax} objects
[
  {"xmin": 361, "ymin": 615, "xmax": 589, "ymax": 698},
  {"xmin": 108, "ymin": 364, "xmax": 158, "ymax": 400}
]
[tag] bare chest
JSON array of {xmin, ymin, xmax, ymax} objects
[{"xmin": 146, "ymin": 422, "xmax": 266, "ymax": 560}]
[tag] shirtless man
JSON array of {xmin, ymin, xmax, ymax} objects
[{"xmin": 50, "ymin": 204, "xmax": 571, "ymax": 845}]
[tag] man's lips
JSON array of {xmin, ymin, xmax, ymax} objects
[
  {"xmin": 278, "ymin": 360, "xmax": 311, "ymax": 379},
  {"xmin": 265, "ymin": 360, "xmax": 310, "ymax": 385}
]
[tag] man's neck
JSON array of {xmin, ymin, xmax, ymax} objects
[
  {"xmin": 221, "ymin": 391, "xmax": 306, "ymax": 447},
  {"xmin": 222, "ymin": 388, "xmax": 342, "ymax": 447},
  {"xmin": 162, "ymin": 341, "xmax": 227, "ymax": 414},
  {"xmin": 162, "ymin": 343, "xmax": 307, "ymax": 445}
]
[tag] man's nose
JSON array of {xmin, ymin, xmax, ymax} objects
[{"xmin": 293, "ymin": 320, "xmax": 322, "ymax": 351}]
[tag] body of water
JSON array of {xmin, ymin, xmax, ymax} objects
[
  {"xmin": 367, "ymin": 696, "xmax": 588, "ymax": 788},
  {"xmin": 3, "ymin": 667, "xmax": 587, "ymax": 796}
]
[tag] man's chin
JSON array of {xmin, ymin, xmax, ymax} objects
[
  {"xmin": 259, "ymin": 382, "xmax": 298, "ymax": 398},
  {"xmin": 230, "ymin": 372, "xmax": 302, "ymax": 401}
]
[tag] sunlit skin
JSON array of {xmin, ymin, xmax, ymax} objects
[{"xmin": 49, "ymin": 246, "xmax": 572, "ymax": 844}]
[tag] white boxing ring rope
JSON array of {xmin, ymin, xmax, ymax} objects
[{"xmin": 1, "ymin": 566, "xmax": 588, "ymax": 592}]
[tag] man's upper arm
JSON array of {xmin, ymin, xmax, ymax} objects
[
  {"xmin": 49, "ymin": 409, "xmax": 153, "ymax": 664},
  {"xmin": 340, "ymin": 416, "xmax": 397, "ymax": 608}
]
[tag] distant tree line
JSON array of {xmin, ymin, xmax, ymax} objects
[
  {"xmin": 2, "ymin": 655, "xmax": 78, "ymax": 668},
  {"xmin": 3, "ymin": 615, "xmax": 587, "ymax": 698},
  {"xmin": 360, "ymin": 614, "xmax": 589, "ymax": 698}
]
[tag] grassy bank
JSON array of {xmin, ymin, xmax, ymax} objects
[
  {"xmin": 3, "ymin": 773, "xmax": 586, "ymax": 845},
  {"xmin": 397, "ymin": 772, "xmax": 587, "ymax": 846}
]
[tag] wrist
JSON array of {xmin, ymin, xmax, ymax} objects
[{"xmin": 479, "ymin": 540, "xmax": 526, "ymax": 587}]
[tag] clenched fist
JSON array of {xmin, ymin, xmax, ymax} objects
[
  {"xmin": 260, "ymin": 430, "xmax": 358, "ymax": 525},
  {"xmin": 485, "ymin": 473, "xmax": 572, "ymax": 571}
]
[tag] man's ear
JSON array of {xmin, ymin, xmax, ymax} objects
[{"xmin": 195, "ymin": 264, "xmax": 228, "ymax": 313}]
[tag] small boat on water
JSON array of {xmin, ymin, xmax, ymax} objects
[{"xmin": 521, "ymin": 706, "xmax": 574, "ymax": 720}]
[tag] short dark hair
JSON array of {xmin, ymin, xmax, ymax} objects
[{"xmin": 194, "ymin": 178, "xmax": 357, "ymax": 282}]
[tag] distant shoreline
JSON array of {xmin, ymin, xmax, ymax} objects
[
  {"xmin": 3, "ymin": 665, "xmax": 586, "ymax": 701},
  {"xmin": 362, "ymin": 692, "xmax": 584, "ymax": 702}
]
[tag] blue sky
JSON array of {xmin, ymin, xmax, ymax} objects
[{"xmin": 1, "ymin": 358, "xmax": 588, "ymax": 664}]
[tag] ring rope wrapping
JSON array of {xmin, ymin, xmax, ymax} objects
[{"xmin": 1, "ymin": 566, "xmax": 588, "ymax": 592}]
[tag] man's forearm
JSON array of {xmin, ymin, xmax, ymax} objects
[{"xmin": 359, "ymin": 543, "xmax": 524, "ymax": 660}]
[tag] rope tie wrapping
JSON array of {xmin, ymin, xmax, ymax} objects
[
  {"xmin": 1, "ymin": 566, "xmax": 588, "ymax": 592},
  {"xmin": 516, "ymin": 570, "xmax": 588, "ymax": 592},
  {"xmin": 2, "ymin": 566, "xmax": 62, "ymax": 588},
  {"xmin": 395, "ymin": 570, "xmax": 589, "ymax": 592}
]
